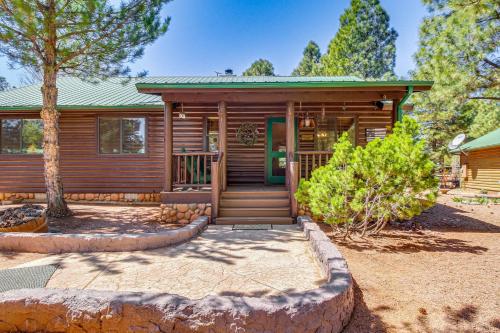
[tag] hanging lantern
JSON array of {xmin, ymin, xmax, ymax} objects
[
  {"xmin": 298, "ymin": 101, "xmax": 316, "ymax": 129},
  {"xmin": 304, "ymin": 112, "xmax": 316, "ymax": 128}
]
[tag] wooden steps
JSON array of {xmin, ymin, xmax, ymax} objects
[
  {"xmin": 216, "ymin": 217, "xmax": 293, "ymax": 225},
  {"xmin": 216, "ymin": 188, "xmax": 293, "ymax": 225}
]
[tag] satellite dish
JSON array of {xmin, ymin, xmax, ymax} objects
[{"xmin": 448, "ymin": 133, "xmax": 466, "ymax": 150}]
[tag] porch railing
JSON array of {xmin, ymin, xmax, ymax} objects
[
  {"xmin": 297, "ymin": 150, "xmax": 333, "ymax": 180},
  {"xmin": 173, "ymin": 152, "xmax": 218, "ymax": 188}
]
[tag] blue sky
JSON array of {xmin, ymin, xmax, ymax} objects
[{"xmin": 0, "ymin": 0, "xmax": 427, "ymax": 86}]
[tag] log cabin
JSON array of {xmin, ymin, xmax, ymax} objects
[
  {"xmin": 452, "ymin": 128, "xmax": 500, "ymax": 193},
  {"xmin": 0, "ymin": 76, "xmax": 432, "ymax": 224}
]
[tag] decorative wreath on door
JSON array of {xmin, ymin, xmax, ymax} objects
[{"xmin": 236, "ymin": 122, "xmax": 259, "ymax": 147}]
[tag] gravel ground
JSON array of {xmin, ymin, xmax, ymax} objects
[{"xmin": 327, "ymin": 195, "xmax": 500, "ymax": 333}]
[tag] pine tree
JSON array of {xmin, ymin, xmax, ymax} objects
[
  {"xmin": 412, "ymin": 0, "xmax": 499, "ymax": 163},
  {"xmin": 292, "ymin": 41, "xmax": 321, "ymax": 76},
  {"xmin": 0, "ymin": 76, "xmax": 9, "ymax": 91},
  {"xmin": 320, "ymin": 0, "xmax": 397, "ymax": 79},
  {"xmin": 0, "ymin": 0, "xmax": 171, "ymax": 217},
  {"xmin": 243, "ymin": 59, "xmax": 275, "ymax": 76}
]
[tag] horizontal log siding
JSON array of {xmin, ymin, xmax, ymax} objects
[
  {"xmin": 0, "ymin": 102, "xmax": 393, "ymax": 192},
  {"xmin": 461, "ymin": 147, "xmax": 500, "ymax": 192},
  {"xmin": 0, "ymin": 108, "xmax": 165, "ymax": 193}
]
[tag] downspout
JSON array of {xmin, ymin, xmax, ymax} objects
[{"xmin": 397, "ymin": 86, "xmax": 414, "ymax": 122}]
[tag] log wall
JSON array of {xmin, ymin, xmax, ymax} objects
[{"xmin": 460, "ymin": 147, "xmax": 500, "ymax": 192}]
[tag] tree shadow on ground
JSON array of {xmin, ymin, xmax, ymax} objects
[
  {"xmin": 319, "ymin": 224, "xmax": 488, "ymax": 254},
  {"xmin": 342, "ymin": 285, "xmax": 499, "ymax": 333},
  {"xmin": 342, "ymin": 279, "xmax": 389, "ymax": 333},
  {"xmin": 402, "ymin": 203, "xmax": 500, "ymax": 233},
  {"xmin": 405, "ymin": 304, "xmax": 499, "ymax": 333}
]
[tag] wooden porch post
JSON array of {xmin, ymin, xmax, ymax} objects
[
  {"xmin": 218, "ymin": 101, "xmax": 227, "ymax": 191},
  {"xmin": 286, "ymin": 101, "xmax": 295, "ymax": 188},
  {"xmin": 392, "ymin": 99, "xmax": 400, "ymax": 130},
  {"xmin": 290, "ymin": 161, "xmax": 299, "ymax": 217},
  {"xmin": 164, "ymin": 101, "xmax": 174, "ymax": 192}
]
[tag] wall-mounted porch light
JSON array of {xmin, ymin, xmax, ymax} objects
[{"xmin": 178, "ymin": 102, "xmax": 186, "ymax": 119}]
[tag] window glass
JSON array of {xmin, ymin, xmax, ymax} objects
[
  {"xmin": 99, "ymin": 118, "xmax": 121, "ymax": 154},
  {"xmin": 205, "ymin": 117, "xmax": 219, "ymax": 152},
  {"xmin": 315, "ymin": 117, "xmax": 355, "ymax": 150},
  {"xmin": 99, "ymin": 117, "xmax": 146, "ymax": 154},
  {"xmin": 1, "ymin": 119, "xmax": 43, "ymax": 154},
  {"xmin": 21, "ymin": 119, "xmax": 43, "ymax": 153},
  {"xmin": 1, "ymin": 119, "xmax": 22, "ymax": 153},
  {"xmin": 122, "ymin": 118, "xmax": 145, "ymax": 154}
]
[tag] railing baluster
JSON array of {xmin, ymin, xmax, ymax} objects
[
  {"xmin": 183, "ymin": 156, "xmax": 187, "ymax": 184},
  {"xmin": 204, "ymin": 155, "xmax": 207, "ymax": 185},
  {"xmin": 299, "ymin": 154, "xmax": 302, "ymax": 179},
  {"xmin": 305, "ymin": 154, "xmax": 309, "ymax": 180},
  {"xmin": 197, "ymin": 155, "xmax": 201, "ymax": 185}
]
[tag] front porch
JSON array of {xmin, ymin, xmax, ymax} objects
[{"xmin": 136, "ymin": 77, "xmax": 431, "ymax": 223}]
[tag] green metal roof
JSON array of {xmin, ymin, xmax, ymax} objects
[
  {"xmin": 0, "ymin": 76, "xmax": 433, "ymax": 111},
  {"xmin": 451, "ymin": 128, "xmax": 500, "ymax": 153},
  {"xmin": 136, "ymin": 76, "xmax": 433, "ymax": 89},
  {"xmin": 0, "ymin": 77, "xmax": 162, "ymax": 110}
]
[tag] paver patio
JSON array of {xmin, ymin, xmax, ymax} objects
[{"xmin": 8, "ymin": 225, "xmax": 325, "ymax": 298}]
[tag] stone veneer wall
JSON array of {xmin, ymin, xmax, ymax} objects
[
  {"xmin": 0, "ymin": 192, "xmax": 161, "ymax": 203},
  {"xmin": 159, "ymin": 203, "xmax": 211, "ymax": 224},
  {"xmin": 0, "ymin": 215, "xmax": 354, "ymax": 332}
]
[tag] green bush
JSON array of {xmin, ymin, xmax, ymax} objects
[{"xmin": 296, "ymin": 117, "xmax": 438, "ymax": 237}]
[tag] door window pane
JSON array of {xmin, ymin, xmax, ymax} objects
[
  {"xmin": 272, "ymin": 157, "xmax": 286, "ymax": 177},
  {"xmin": 271, "ymin": 122, "xmax": 286, "ymax": 152},
  {"xmin": 122, "ymin": 118, "xmax": 145, "ymax": 153}
]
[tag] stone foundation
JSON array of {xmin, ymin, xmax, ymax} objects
[
  {"xmin": 0, "ymin": 192, "xmax": 161, "ymax": 203},
  {"xmin": 159, "ymin": 203, "xmax": 211, "ymax": 224}
]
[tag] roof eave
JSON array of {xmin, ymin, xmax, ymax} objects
[
  {"xmin": 0, "ymin": 104, "xmax": 163, "ymax": 111},
  {"xmin": 135, "ymin": 80, "xmax": 434, "ymax": 92}
]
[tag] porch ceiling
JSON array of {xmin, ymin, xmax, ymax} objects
[{"xmin": 154, "ymin": 90, "xmax": 420, "ymax": 103}]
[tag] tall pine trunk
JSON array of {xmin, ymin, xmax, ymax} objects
[{"xmin": 40, "ymin": 0, "xmax": 71, "ymax": 217}]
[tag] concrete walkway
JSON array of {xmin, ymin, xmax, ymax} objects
[{"xmin": 9, "ymin": 225, "xmax": 325, "ymax": 299}]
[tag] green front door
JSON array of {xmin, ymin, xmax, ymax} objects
[{"xmin": 266, "ymin": 117, "xmax": 297, "ymax": 184}]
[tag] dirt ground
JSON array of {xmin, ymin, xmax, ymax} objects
[
  {"xmin": 1, "ymin": 204, "xmax": 179, "ymax": 234},
  {"xmin": 327, "ymin": 195, "xmax": 500, "ymax": 333}
]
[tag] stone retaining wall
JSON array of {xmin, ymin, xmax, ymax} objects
[
  {"xmin": 0, "ymin": 217, "xmax": 208, "ymax": 254},
  {"xmin": 0, "ymin": 192, "xmax": 161, "ymax": 204},
  {"xmin": 0, "ymin": 216, "xmax": 353, "ymax": 332}
]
